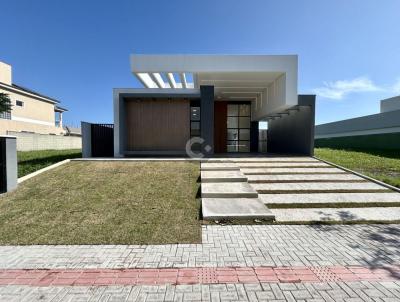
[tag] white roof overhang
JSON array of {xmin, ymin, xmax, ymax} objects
[{"xmin": 130, "ymin": 54, "xmax": 298, "ymax": 119}]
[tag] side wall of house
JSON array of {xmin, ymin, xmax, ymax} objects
[
  {"xmin": 0, "ymin": 119, "xmax": 64, "ymax": 135},
  {"xmin": 267, "ymin": 95, "xmax": 315, "ymax": 155},
  {"xmin": 0, "ymin": 87, "xmax": 64, "ymax": 135}
]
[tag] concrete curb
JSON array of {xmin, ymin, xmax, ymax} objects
[
  {"xmin": 18, "ymin": 159, "xmax": 71, "ymax": 184},
  {"xmin": 313, "ymin": 156, "xmax": 400, "ymax": 193}
]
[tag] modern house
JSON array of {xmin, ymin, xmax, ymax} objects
[
  {"xmin": 0, "ymin": 61, "xmax": 67, "ymax": 136},
  {"xmin": 315, "ymin": 95, "xmax": 400, "ymax": 150},
  {"xmin": 112, "ymin": 54, "xmax": 315, "ymax": 157}
]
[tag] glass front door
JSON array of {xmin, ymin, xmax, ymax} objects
[{"xmin": 227, "ymin": 103, "xmax": 251, "ymax": 152}]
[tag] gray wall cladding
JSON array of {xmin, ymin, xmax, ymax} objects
[
  {"xmin": 315, "ymin": 109, "xmax": 400, "ymax": 136},
  {"xmin": 268, "ymin": 95, "xmax": 315, "ymax": 156},
  {"xmin": 200, "ymin": 86, "xmax": 214, "ymax": 155}
]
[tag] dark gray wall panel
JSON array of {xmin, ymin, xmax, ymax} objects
[
  {"xmin": 0, "ymin": 136, "xmax": 17, "ymax": 193},
  {"xmin": 250, "ymin": 121, "xmax": 259, "ymax": 152},
  {"xmin": 200, "ymin": 85, "xmax": 214, "ymax": 155},
  {"xmin": 267, "ymin": 95, "xmax": 315, "ymax": 155}
]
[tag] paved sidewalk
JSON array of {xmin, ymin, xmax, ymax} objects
[
  {"xmin": 0, "ymin": 225, "xmax": 399, "ymax": 269},
  {"xmin": 1, "ymin": 281, "xmax": 400, "ymax": 301},
  {"xmin": 0, "ymin": 225, "xmax": 399, "ymax": 301},
  {"xmin": 272, "ymin": 207, "xmax": 400, "ymax": 222},
  {"xmin": 1, "ymin": 265, "xmax": 398, "ymax": 286}
]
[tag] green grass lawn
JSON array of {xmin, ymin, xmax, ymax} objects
[
  {"xmin": 0, "ymin": 161, "xmax": 200, "ymax": 245},
  {"xmin": 315, "ymin": 148, "xmax": 400, "ymax": 188},
  {"xmin": 18, "ymin": 149, "xmax": 82, "ymax": 177}
]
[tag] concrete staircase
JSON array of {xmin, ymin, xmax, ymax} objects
[
  {"xmin": 201, "ymin": 156, "xmax": 400, "ymax": 222},
  {"xmin": 200, "ymin": 161, "xmax": 275, "ymax": 221}
]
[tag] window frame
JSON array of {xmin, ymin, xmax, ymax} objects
[{"xmin": 226, "ymin": 102, "xmax": 251, "ymax": 153}]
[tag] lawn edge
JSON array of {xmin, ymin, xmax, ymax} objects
[
  {"xmin": 313, "ymin": 156, "xmax": 400, "ymax": 192},
  {"xmin": 18, "ymin": 159, "xmax": 71, "ymax": 184},
  {"xmin": 267, "ymin": 202, "xmax": 400, "ymax": 209}
]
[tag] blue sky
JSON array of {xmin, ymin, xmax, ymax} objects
[{"xmin": 1, "ymin": 0, "xmax": 399, "ymax": 127}]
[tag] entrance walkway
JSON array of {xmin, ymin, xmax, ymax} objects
[{"xmin": 201, "ymin": 156, "xmax": 400, "ymax": 222}]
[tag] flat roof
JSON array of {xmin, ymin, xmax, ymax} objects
[{"xmin": 128, "ymin": 54, "xmax": 298, "ymax": 117}]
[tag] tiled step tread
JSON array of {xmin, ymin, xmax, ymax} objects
[
  {"xmin": 241, "ymin": 168, "xmax": 348, "ymax": 175},
  {"xmin": 201, "ymin": 170, "xmax": 247, "ymax": 183},
  {"xmin": 247, "ymin": 173, "xmax": 366, "ymax": 183},
  {"xmin": 205, "ymin": 157, "xmax": 319, "ymax": 163},
  {"xmin": 237, "ymin": 162, "xmax": 330, "ymax": 168},
  {"xmin": 200, "ymin": 163, "xmax": 239, "ymax": 171},
  {"xmin": 251, "ymin": 182, "xmax": 391, "ymax": 194},
  {"xmin": 202, "ymin": 198, "xmax": 275, "ymax": 220},
  {"xmin": 259, "ymin": 192, "xmax": 400, "ymax": 204},
  {"xmin": 201, "ymin": 182, "xmax": 258, "ymax": 198}
]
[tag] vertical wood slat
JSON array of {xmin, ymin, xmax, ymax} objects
[{"xmin": 125, "ymin": 98, "xmax": 190, "ymax": 151}]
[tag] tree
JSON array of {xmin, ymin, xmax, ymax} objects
[{"xmin": 0, "ymin": 93, "xmax": 12, "ymax": 114}]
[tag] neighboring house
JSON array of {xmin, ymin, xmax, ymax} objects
[
  {"xmin": 109, "ymin": 54, "xmax": 315, "ymax": 157},
  {"xmin": 315, "ymin": 95, "xmax": 400, "ymax": 150},
  {"xmin": 0, "ymin": 61, "xmax": 67, "ymax": 136}
]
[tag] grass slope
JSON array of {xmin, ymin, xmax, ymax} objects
[
  {"xmin": 0, "ymin": 161, "xmax": 200, "ymax": 245},
  {"xmin": 18, "ymin": 149, "xmax": 81, "ymax": 177},
  {"xmin": 315, "ymin": 148, "xmax": 400, "ymax": 188}
]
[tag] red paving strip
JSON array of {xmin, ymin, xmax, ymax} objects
[{"xmin": 0, "ymin": 266, "xmax": 398, "ymax": 286}]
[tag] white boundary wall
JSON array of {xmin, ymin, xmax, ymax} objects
[{"xmin": 7, "ymin": 131, "xmax": 81, "ymax": 151}]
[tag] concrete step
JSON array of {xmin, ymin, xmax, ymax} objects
[
  {"xmin": 247, "ymin": 173, "xmax": 367, "ymax": 183},
  {"xmin": 201, "ymin": 170, "xmax": 247, "ymax": 183},
  {"xmin": 259, "ymin": 192, "xmax": 400, "ymax": 205},
  {"xmin": 200, "ymin": 162, "xmax": 239, "ymax": 171},
  {"xmin": 201, "ymin": 182, "xmax": 258, "ymax": 198},
  {"xmin": 241, "ymin": 167, "xmax": 347, "ymax": 175},
  {"xmin": 206, "ymin": 157, "xmax": 319, "ymax": 163},
  {"xmin": 251, "ymin": 182, "xmax": 392, "ymax": 194},
  {"xmin": 271, "ymin": 207, "xmax": 400, "ymax": 222},
  {"xmin": 237, "ymin": 162, "xmax": 330, "ymax": 168},
  {"xmin": 202, "ymin": 198, "xmax": 275, "ymax": 220}
]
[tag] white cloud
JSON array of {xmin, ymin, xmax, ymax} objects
[{"xmin": 312, "ymin": 77, "xmax": 382, "ymax": 100}]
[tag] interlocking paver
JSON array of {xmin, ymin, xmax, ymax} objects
[{"xmin": 0, "ymin": 224, "xmax": 398, "ymax": 278}]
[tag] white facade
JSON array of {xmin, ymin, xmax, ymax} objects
[{"xmin": 130, "ymin": 54, "xmax": 298, "ymax": 120}]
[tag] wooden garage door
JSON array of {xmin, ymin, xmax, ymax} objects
[{"xmin": 125, "ymin": 98, "xmax": 190, "ymax": 151}]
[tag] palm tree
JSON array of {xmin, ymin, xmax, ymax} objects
[{"xmin": 0, "ymin": 93, "xmax": 12, "ymax": 114}]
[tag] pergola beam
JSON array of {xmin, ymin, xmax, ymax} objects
[
  {"xmin": 148, "ymin": 73, "xmax": 161, "ymax": 88},
  {"xmin": 180, "ymin": 73, "xmax": 187, "ymax": 89},
  {"xmin": 136, "ymin": 73, "xmax": 157, "ymax": 88},
  {"xmin": 167, "ymin": 73, "xmax": 177, "ymax": 88},
  {"xmin": 152, "ymin": 73, "xmax": 166, "ymax": 88}
]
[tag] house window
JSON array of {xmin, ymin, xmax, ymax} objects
[
  {"xmin": 16, "ymin": 100, "xmax": 24, "ymax": 107},
  {"xmin": 0, "ymin": 112, "xmax": 11, "ymax": 120},
  {"xmin": 190, "ymin": 101, "xmax": 201, "ymax": 151},
  {"xmin": 227, "ymin": 103, "xmax": 251, "ymax": 152}
]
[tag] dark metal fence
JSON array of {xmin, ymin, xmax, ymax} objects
[{"xmin": 91, "ymin": 124, "xmax": 114, "ymax": 157}]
